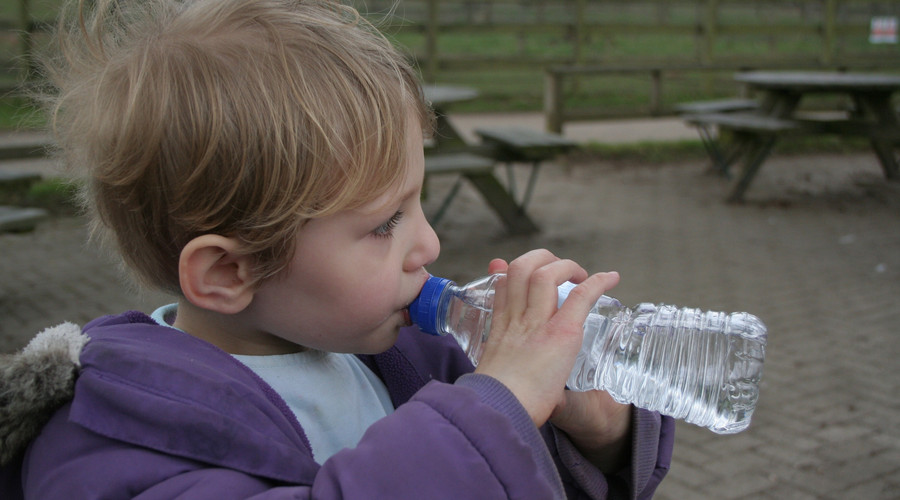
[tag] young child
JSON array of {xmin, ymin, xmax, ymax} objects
[{"xmin": 1, "ymin": 0, "xmax": 673, "ymax": 497}]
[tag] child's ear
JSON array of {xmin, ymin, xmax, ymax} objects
[{"xmin": 179, "ymin": 235, "xmax": 256, "ymax": 315}]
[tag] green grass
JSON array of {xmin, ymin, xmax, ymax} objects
[
  {"xmin": 0, "ymin": 95, "xmax": 45, "ymax": 129},
  {"xmin": 0, "ymin": 176, "xmax": 80, "ymax": 215}
]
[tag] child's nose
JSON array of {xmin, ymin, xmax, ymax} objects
[{"xmin": 405, "ymin": 213, "xmax": 440, "ymax": 272}]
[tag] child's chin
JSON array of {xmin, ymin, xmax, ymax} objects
[{"xmin": 360, "ymin": 328, "xmax": 402, "ymax": 355}]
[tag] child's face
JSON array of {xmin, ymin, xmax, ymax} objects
[{"xmin": 245, "ymin": 115, "xmax": 441, "ymax": 354}]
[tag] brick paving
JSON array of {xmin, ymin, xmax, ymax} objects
[{"xmin": 2, "ymin": 122, "xmax": 899, "ymax": 498}]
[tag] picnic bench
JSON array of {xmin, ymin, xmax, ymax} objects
[
  {"xmin": 682, "ymin": 111, "xmax": 802, "ymax": 178},
  {"xmin": 674, "ymin": 98, "xmax": 759, "ymax": 115},
  {"xmin": 680, "ymin": 71, "xmax": 900, "ymax": 201},
  {"xmin": 0, "ymin": 171, "xmax": 48, "ymax": 233},
  {"xmin": 677, "ymin": 98, "xmax": 764, "ymax": 174},
  {"xmin": 424, "ymin": 127, "xmax": 577, "ymax": 234},
  {"xmin": 424, "ymin": 85, "xmax": 578, "ymax": 234}
]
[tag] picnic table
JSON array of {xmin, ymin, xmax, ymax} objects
[
  {"xmin": 425, "ymin": 85, "xmax": 480, "ymax": 151},
  {"xmin": 682, "ymin": 71, "xmax": 900, "ymax": 201},
  {"xmin": 422, "ymin": 85, "xmax": 577, "ymax": 234}
]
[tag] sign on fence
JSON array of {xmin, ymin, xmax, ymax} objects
[{"xmin": 870, "ymin": 17, "xmax": 898, "ymax": 44}]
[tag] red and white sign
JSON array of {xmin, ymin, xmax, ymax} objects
[{"xmin": 870, "ymin": 16, "xmax": 898, "ymax": 44}]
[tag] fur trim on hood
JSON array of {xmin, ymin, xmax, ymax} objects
[{"xmin": 0, "ymin": 323, "xmax": 87, "ymax": 465}]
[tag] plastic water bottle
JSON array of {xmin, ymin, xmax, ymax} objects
[{"xmin": 409, "ymin": 274, "xmax": 767, "ymax": 434}]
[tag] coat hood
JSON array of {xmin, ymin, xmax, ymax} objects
[{"xmin": 0, "ymin": 322, "xmax": 88, "ymax": 464}]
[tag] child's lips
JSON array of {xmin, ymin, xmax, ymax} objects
[
  {"xmin": 403, "ymin": 274, "xmax": 429, "ymax": 328},
  {"xmin": 402, "ymin": 308, "xmax": 412, "ymax": 327}
]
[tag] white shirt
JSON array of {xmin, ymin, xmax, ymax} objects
[{"xmin": 151, "ymin": 304, "xmax": 394, "ymax": 462}]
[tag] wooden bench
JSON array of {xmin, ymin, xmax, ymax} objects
[
  {"xmin": 683, "ymin": 112, "xmax": 808, "ymax": 201},
  {"xmin": 423, "ymin": 128, "xmax": 576, "ymax": 234},
  {"xmin": 424, "ymin": 152, "xmax": 539, "ymax": 234},
  {"xmin": 474, "ymin": 127, "xmax": 579, "ymax": 164},
  {"xmin": 0, "ymin": 138, "xmax": 51, "ymax": 161},
  {"xmin": 675, "ymin": 98, "xmax": 759, "ymax": 115},
  {"xmin": 678, "ymin": 100, "xmax": 761, "ymax": 176},
  {"xmin": 473, "ymin": 127, "xmax": 577, "ymax": 214},
  {"xmin": 0, "ymin": 205, "xmax": 48, "ymax": 233},
  {"xmin": 0, "ymin": 170, "xmax": 43, "ymax": 189},
  {"xmin": 684, "ymin": 112, "xmax": 800, "ymax": 132},
  {"xmin": 425, "ymin": 153, "xmax": 493, "ymax": 224},
  {"xmin": 683, "ymin": 112, "xmax": 802, "ymax": 177},
  {"xmin": 0, "ymin": 171, "xmax": 49, "ymax": 233}
]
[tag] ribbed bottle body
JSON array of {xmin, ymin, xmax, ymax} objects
[
  {"xmin": 410, "ymin": 275, "xmax": 767, "ymax": 434},
  {"xmin": 565, "ymin": 302, "xmax": 766, "ymax": 434}
]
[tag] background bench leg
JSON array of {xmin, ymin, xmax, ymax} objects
[
  {"xmin": 727, "ymin": 136, "xmax": 777, "ymax": 202},
  {"xmin": 464, "ymin": 172, "xmax": 540, "ymax": 234},
  {"xmin": 429, "ymin": 177, "xmax": 465, "ymax": 226},
  {"xmin": 520, "ymin": 162, "xmax": 542, "ymax": 210},
  {"xmin": 502, "ymin": 161, "xmax": 543, "ymax": 211},
  {"xmin": 695, "ymin": 125, "xmax": 727, "ymax": 174},
  {"xmin": 869, "ymin": 140, "xmax": 900, "ymax": 180}
]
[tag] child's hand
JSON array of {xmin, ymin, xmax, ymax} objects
[
  {"xmin": 473, "ymin": 250, "xmax": 620, "ymax": 429},
  {"xmin": 550, "ymin": 388, "xmax": 633, "ymax": 473}
]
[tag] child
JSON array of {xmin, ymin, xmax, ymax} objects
[{"xmin": 0, "ymin": 0, "xmax": 673, "ymax": 497}]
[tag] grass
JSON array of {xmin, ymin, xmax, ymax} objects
[
  {"xmin": 0, "ymin": 95, "xmax": 45, "ymax": 129},
  {"xmin": 0, "ymin": 176, "xmax": 80, "ymax": 215}
]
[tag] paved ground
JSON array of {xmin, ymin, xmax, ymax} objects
[{"xmin": 2, "ymin": 115, "xmax": 899, "ymax": 499}]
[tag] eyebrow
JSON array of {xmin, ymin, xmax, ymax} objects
[
  {"xmin": 357, "ymin": 183, "xmax": 416, "ymax": 217},
  {"xmin": 399, "ymin": 179, "xmax": 421, "ymax": 202}
]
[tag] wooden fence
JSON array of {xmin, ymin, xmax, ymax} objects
[
  {"xmin": 3, "ymin": 0, "xmax": 900, "ymax": 117},
  {"xmin": 353, "ymin": 0, "xmax": 900, "ymax": 81}
]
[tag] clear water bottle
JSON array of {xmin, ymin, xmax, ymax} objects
[{"xmin": 409, "ymin": 275, "xmax": 767, "ymax": 434}]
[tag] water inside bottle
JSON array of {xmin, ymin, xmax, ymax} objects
[
  {"xmin": 442, "ymin": 294, "xmax": 492, "ymax": 366},
  {"xmin": 567, "ymin": 305, "xmax": 765, "ymax": 434},
  {"xmin": 419, "ymin": 275, "xmax": 766, "ymax": 434}
]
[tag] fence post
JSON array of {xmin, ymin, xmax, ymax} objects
[
  {"xmin": 544, "ymin": 69, "xmax": 563, "ymax": 133},
  {"xmin": 702, "ymin": 0, "xmax": 719, "ymax": 64},
  {"xmin": 650, "ymin": 68, "xmax": 662, "ymax": 115},
  {"xmin": 822, "ymin": 0, "xmax": 837, "ymax": 64},
  {"xmin": 18, "ymin": 0, "xmax": 33, "ymax": 80},
  {"xmin": 425, "ymin": 0, "xmax": 439, "ymax": 82},
  {"xmin": 573, "ymin": 0, "xmax": 586, "ymax": 66}
]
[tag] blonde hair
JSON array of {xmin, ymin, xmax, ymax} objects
[{"xmin": 42, "ymin": 0, "xmax": 432, "ymax": 293}]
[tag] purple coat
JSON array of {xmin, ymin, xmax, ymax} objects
[{"xmin": 3, "ymin": 311, "xmax": 673, "ymax": 499}]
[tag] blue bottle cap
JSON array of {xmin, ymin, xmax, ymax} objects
[{"xmin": 409, "ymin": 276, "xmax": 452, "ymax": 336}]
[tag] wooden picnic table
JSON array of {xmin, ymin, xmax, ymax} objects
[
  {"xmin": 683, "ymin": 71, "xmax": 900, "ymax": 201},
  {"xmin": 424, "ymin": 84, "xmax": 480, "ymax": 151},
  {"xmin": 422, "ymin": 85, "xmax": 541, "ymax": 234}
]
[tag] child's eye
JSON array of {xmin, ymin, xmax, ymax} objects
[{"xmin": 372, "ymin": 210, "xmax": 404, "ymax": 238}]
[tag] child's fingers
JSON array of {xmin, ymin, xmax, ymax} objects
[
  {"xmin": 500, "ymin": 250, "xmax": 594, "ymax": 322},
  {"xmin": 487, "ymin": 258, "xmax": 508, "ymax": 275},
  {"xmin": 523, "ymin": 258, "xmax": 588, "ymax": 319},
  {"xmin": 556, "ymin": 272, "xmax": 620, "ymax": 321},
  {"xmin": 503, "ymin": 250, "xmax": 559, "ymax": 317}
]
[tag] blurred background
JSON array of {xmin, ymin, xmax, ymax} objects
[
  {"xmin": 2, "ymin": 1, "xmax": 900, "ymax": 499},
  {"xmin": 4, "ymin": 0, "xmax": 900, "ymax": 120}
]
